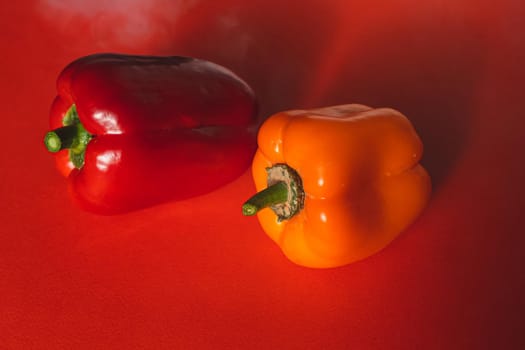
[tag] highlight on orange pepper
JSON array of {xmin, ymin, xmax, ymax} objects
[{"xmin": 242, "ymin": 104, "xmax": 432, "ymax": 268}]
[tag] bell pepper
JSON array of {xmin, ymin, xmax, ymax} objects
[
  {"xmin": 242, "ymin": 104, "xmax": 431, "ymax": 268},
  {"xmin": 44, "ymin": 53, "xmax": 257, "ymax": 214}
]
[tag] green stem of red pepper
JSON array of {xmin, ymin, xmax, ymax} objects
[
  {"xmin": 44, "ymin": 124, "xmax": 78, "ymax": 152},
  {"xmin": 43, "ymin": 105, "xmax": 93, "ymax": 168}
]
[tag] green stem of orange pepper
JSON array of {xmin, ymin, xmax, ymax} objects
[
  {"xmin": 242, "ymin": 181, "xmax": 288, "ymax": 216},
  {"xmin": 242, "ymin": 163, "xmax": 305, "ymax": 222}
]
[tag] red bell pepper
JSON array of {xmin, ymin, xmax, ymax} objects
[{"xmin": 44, "ymin": 53, "xmax": 257, "ymax": 214}]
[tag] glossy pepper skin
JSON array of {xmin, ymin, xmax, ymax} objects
[
  {"xmin": 243, "ymin": 104, "xmax": 431, "ymax": 268},
  {"xmin": 45, "ymin": 53, "xmax": 257, "ymax": 214}
]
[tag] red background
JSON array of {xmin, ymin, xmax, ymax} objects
[{"xmin": 1, "ymin": 0, "xmax": 524, "ymax": 348}]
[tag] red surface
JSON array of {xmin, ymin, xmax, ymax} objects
[{"xmin": 1, "ymin": 0, "xmax": 524, "ymax": 348}]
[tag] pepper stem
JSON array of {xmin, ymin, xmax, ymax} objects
[
  {"xmin": 242, "ymin": 182, "xmax": 289, "ymax": 216},
  {"xmin": 242, "ymin": 164, "xmax": 305, "ymax": 221},
  {"xmin": 44, "ymin": 125, "xmax": 79, "ymax": 152},
  {"xmin": 43, "ymin": 105, "xmax": 93, "ymax": 168}
]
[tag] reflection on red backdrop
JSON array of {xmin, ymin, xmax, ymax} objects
[{"xmin": 1, "ymin": 0, "xmax": 524, "ymax": 349}]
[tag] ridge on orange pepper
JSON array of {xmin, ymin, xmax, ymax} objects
[{"xmin": 242, "ymin": 104, "xmax": 431, "ymax": 268}]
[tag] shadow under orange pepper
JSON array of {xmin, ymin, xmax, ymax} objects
[{"xmin": 242, "ymin": 104, "xmax": 432, "ymax": 268}]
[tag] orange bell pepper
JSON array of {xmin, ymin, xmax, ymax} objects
[{"xmin": 242, "ymin": 104, "xmax": 432, "ymax": 268}]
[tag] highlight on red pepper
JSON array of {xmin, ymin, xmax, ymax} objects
[
  {"xmin": 242, "ymin": 104, "xmax": 432, "ymax": 268},
  {"xmin": 44, "ymin": 53, "xmax": 258, "ymax": 214}
]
